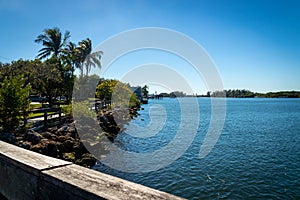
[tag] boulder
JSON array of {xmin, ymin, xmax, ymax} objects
[
  {"xmin": 57, "ymin": 125, "xmax": 68, "ymax": 133},
  {"xmin": 68, "ymin": 123, "xmax": 77, "ymax": 134},
  {"xmin": 30, "ymin": 140, "xmax": 58, "ymax": 157},
  {"xmin": 41, "ymin": 131, "xmax": 54, "ymax": 139},
  {"xmin": 47, "ymin": 126, "xmax": 58, "ymax": 133},
  {"xmin": 25, "ymin": 130, "xmax": 42, "ymax": 145}
]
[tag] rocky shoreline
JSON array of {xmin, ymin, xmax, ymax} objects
[
  {"xmin": 0, "ymin": 120, "xmax": 97, "ymax": 167},
  {"xmin": 0, "ymin": 107, "xmax": 139, "ymax": 168}
]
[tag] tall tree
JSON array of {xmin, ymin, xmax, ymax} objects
[
  {"xmin": 77, "ymin": 38, "xmax": 102, "ymax": 76},
  {"xmin": 34, "ymin": 27, "xmax": 71, "ymax": 60},
  {"xmin": 33, "ymin": 59, "xmax": 63, "ymax": 107},
  {"xmin": 61, "ymin": 42, "xmax": 78, "ymax": 73},
  {"xmin": 35, "ymin": 28, "xmax": 75, "ymax": 102}
]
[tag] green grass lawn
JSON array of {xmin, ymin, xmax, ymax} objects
[
  {"xmin": 28, "ymin": 111, "xmax": 56, "ymax": 118},
  {"xmin": 28, "ymin": 103, "xmax": 71, "ymax": 119},
  {"xmin": 29, "ymin": 103, "xmax": 42, "ymax": 110},
  {"xmin": 29, "ymin": 102, "xmax": 52, "ymax": 110}
]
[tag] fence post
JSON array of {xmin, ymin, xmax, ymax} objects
[
  {"xmin": 58, "ymin": 107, "xmax": 61, "ymax": 122},
  {"xmin": 44, "ymin": 111, "xmax": 47, "ymax": 127}
]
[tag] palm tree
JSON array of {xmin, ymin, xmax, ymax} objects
[
  {"xmin": 77, "ymin": 38, "xmax": 102, "ymax": 76},
  {"xmin": 61, "ymin": 42, "xmax": 78, "ymax": 73},
  {"xmin": 35, "ymin": 27, "xmax": 71, "ymax": 60}
]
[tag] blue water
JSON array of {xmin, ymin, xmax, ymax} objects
[{"xmin": 93, "ymin": 98, "xmax": 300, "ymax": 199}]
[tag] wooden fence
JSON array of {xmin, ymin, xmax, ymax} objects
[{"xmin": 25, "ymin": 107, "xmax": 62, "ymax": 127}]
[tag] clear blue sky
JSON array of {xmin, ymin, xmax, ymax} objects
[{"xmin": 0, "ymin": 0, "xmax": 299, "ymax": 94}]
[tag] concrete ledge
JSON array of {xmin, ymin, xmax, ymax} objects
[
  {"xmin": 0, "ymin": 141, "xmax": 184, "ymax": 200},
  {"xmin": 0, "ymin": 140, "xmax": 71, "ymax": 176}
]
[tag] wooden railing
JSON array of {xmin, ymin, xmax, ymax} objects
[{"xmin": 25, "ymin": 107, "xmax": 62, "ymax": 127}]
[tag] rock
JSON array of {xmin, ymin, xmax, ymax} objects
[
  {"xmin": 64, "ymin": 139, "xmax": 75, "ymax": 150},
  {"xmin": 41, "ymin": 132, "xmax": 54, "ymax": 139},
  {"xmin": 75, "ymin": 153, "xmax": 97, "ymax": 168},
  {"xmin": 17, "ymin": 141, "xmax": 31, "ymax": 149},
  {"xmin": 73, "ymin": 142, "xmax": 85, "ymax": 152},
  {"xmin": 40, "ymin": 138, "xmax": 49, "ymax": 143},
  {"xmin": 57, "ymin": 136, "xmax": 76, "ymax": 152},
  {"xmin": 57, "ymin": 125, "xmax": 68, "ymax": 133},
  {"xmin": 0, "ymin": 132, "xmax": 16, "ymax": 144},
  {"xmin": 68, "ymin": 123, "xmax": 77, "ymax": 134},
  {"xmin": 25, "ymin": 130, "xmax": 42, "ymax": 145},
  {"xmin": 66, "ymin": 131, "xmax": 78, "ymax": 140},
  {"xmin": 47, "ymin": 126, "xmax": 58, "ymax": 133},
  {"xmin": 30, "ymin": 140, "xmax": 58, "ymax": 157}
]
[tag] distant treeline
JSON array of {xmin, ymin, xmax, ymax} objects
[
  {"xmin": 255, "ymin": 91, "xmax": 300, "ymax": 98},
  {"xmin": 157, "ymin": 90, "xmax": 300, "ymax": 98},
  {"xmin": 208, "ymin": 89, "xmax": 300, "ymax": 98},
  {"xmin": 159, "ymin": 91, "xmax": 187, "ymax": 98}
]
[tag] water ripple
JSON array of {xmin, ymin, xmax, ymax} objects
[{"xmin": 94, "ymin": 98, "xmax": 300, "ymax": 199}]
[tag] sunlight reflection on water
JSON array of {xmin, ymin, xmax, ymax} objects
[{"xmin": 93, "ymin": 98, "xmax": 300, "ymax": 199}]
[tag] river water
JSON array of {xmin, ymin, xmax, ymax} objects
[{"xmin": 93, "ymin": 98, "xmax": 300, "ymax": 199}]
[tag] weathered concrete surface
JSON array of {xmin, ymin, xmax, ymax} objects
[
  {"xmin": 0, "ymin": 140, "xmax": 71, "ymax": 175},
  {"xmin": 0, "ymin": 140, "xmax": 71, "ymax": 200},
  {"xmin": 0, "ymin": 141, "xmax": 184, "ymax": 200},
  {"xmin": 0, "ymin": 160, "xmax": 38, "ymax": 200},
  {"xmin": 41, "ymin": 164, "xmax": 183, "ymax": 200}
]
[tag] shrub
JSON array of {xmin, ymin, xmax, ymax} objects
[
  {"xmin": 95, "ymin": 79, "xmax": 141, "ymax": 109},
  {"xmin": 0, "ymin": 75, "xmax": 31, "ymax": 131}
]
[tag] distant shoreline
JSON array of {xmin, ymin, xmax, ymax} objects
[
  {"xmin": 151, "ymin": 96, "xmax": 300, "ymax": 99},
  {"xmin": 155, "ymin": 90, "xmax": 300, "ymax": 98}
]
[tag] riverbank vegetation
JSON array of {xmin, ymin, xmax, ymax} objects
[{"xmin": 0, "ymin": 27, "xmax": 141, "ymax": 167}]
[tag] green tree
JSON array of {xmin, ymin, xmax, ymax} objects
[
  {"xmin": 73, "ymin": 74, "xmax": 102, "ymax": 100},
  {"xmin": 77, "ymin": 38, "xmax": 102, "ymax": 76},
  {"xmin": 142, "ymin": 85, "xmax": 149, "ymax": 97},
  {"xmin": 33, "ymin": 59, "xmax": 63, "ymax": 107},
  {"xmin": 61, "ymin": 42, "xmax": 78, "ymax": 75},
  {"xmin": 8, "ymin": 59, "xmax": 41, "ymax": 91},
  {"xmin": 35, "ymin": 27, "xmax": 71, "ymax": 60},
  {"xmin": 170, "ymin": 91, "xmax": 186, "ymax": 98},
  {"xmin": 0, "ymin": 75, "xmax": 31, "ymax": 131},
  {"xmin": 0, "ymin": 59, "xmax": 66, "ymax": 105},
  {"xmin": 35, "ymin": 27, "xmax": 77, "ymax": 103},
  {"xmin": 95, "ymin": 79, "xmax": 140, "ymax": 109}
]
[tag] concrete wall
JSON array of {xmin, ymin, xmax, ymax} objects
[{"xmin": 0, "ymin": 141, "xmax": 183, "ymax": 200}]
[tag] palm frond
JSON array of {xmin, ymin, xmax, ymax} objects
[{"xmin": 35, "ymin": 27, "xmax": 71, "ymax": 59}]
